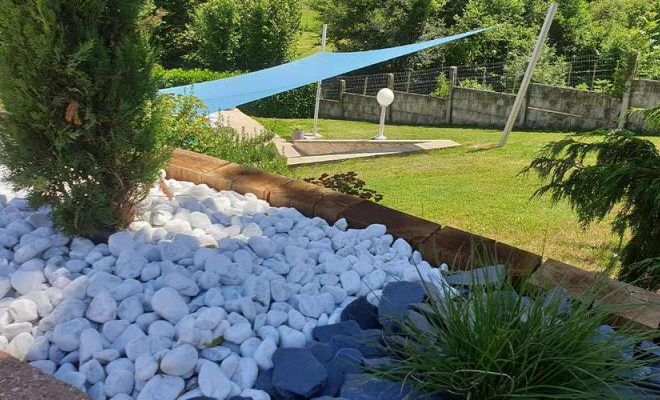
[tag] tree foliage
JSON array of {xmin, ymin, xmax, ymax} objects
[
  {"xmin": 522, "ymin": 126, "xmax": 660, "ymax": 288},
  {"xmin": 313, "ymin": 0, "xmax": 660, "ymax": 74},
  {"xmin": 153, "ymin": 0, "xmax": 205, "ymax": 68},
  {"xmin": 0, "ymin": 0, "xmax": 170, "ymax": 238},
  {"xmin": 192, "ymin": 0, "xmax": 302, "ymax": 71}
]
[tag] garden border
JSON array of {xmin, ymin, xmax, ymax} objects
[{"xmin": 167, "ymin": 148, "xmax": 660, "ymax": 330}]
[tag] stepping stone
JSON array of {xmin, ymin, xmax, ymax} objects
[
  {"xmin": 254, "ymin": 369, "xmax": 277, "ymax": 398},
  {"xmin": 309, "ymin": 341, "xmax": 334, "ymax": 364},
  {"xmin": 272, "ymin": 348, "xmax": 328, "ymax": 398},
  {"xmin": 341, "ymin": 296, "xmax": 381, "ymax": 330},
  {"xmin": 444, "ymin": 265, "xmax": 505, "ymax": 287},
  {"xmin": 313, "ymin": 320, "xmax": 363, "ymax": 343}
]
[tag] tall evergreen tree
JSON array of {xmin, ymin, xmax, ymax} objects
[{"xmin": 0, "ymin": 0, "xmax": 171, "ymax": 238}]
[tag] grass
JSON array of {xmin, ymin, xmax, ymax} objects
[
  {"xmin": 371, "ymin": 274, "xmax": 660, "ymax": 399},
  {"xmin": 294, "ymin": 0, "xmax": 333, "ymax": 59},
  {"xmin": 257, "ymin": 117, "xmax": 660, "ymax": 272}
]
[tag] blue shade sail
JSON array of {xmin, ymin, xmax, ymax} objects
[{"xmin": 160, "ymin": 27, "xmax": 492, "ymax": 111}]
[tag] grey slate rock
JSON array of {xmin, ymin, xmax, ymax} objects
[
  {"xmin": 330, "ymin": 333, "xmax": 382, "ymax": 359},
  {"xmin": 341, "ymin": 296, "xmax": 381, "ymax": 330},
  {"xmin": 333, "ymin": 348, "xmax": 364, "ymax": 375},
  {"xmin": 444, "ymin": 265, "xmax": 506, "ymax": 287},
  {"xmin": 378, "ymin": 281, "xmax": 426, "ymax": 327},
  {"xmin": 317, "ymin": 359, "xmax": 345, "ymax": 398},
  {"xmin": 273, "ymin": 348, "xmax": 328, "ymax": 398},
  {"xmin": 541, "ymin": 285, "xmax": 571, "ymax": 315},
  {"xmin": 313, "ymin": 320, "xmax": 363, "ymax": 343},
  {"xmin": 254, "ymin": 368, "xmax": 276, "ymax": 398},
  {"xmin": 340, "ymin": 374, "xmax": 444, "ymax": 400},
  {"xmin": 310, "ymin": 341, "xmax": 334, "ymax": 363}
]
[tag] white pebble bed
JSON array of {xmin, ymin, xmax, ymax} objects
[{"xmin": 0, "ymin": 175, "xmax": 453, "ymax": 399}]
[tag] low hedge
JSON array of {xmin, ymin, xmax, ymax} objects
[{"xmin": 154, "ymin": 66, "xmax": 315, "ymax": 118}]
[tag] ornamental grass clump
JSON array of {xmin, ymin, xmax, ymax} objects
[
  {"xmin": 369, "ymin": 275, "xmax": 660, "ymax": 399},
  {"xmin": 0, "ymin": 0, "xmax": 171, "ymax": 238}
]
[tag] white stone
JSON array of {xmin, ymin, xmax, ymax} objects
[
  {"xmin": 340, "ymin": 270, "xmax": 361, "ymax": 295},
  {"xmin": 86, "ymin": 291, "xmax": 118, "ymax": 323},
  {"xmin": 80, "ymin": 359, "xmax": 106, "ymax": 384},
  {"xmin": 284, "ymin": 245, "xmax": 307, "ymax": 265},
  {"xmin": 115, "ymin": 250, "xmax": 147, "ymax": 279},
  {"xmin": 160, "ymin": 344, "xmax": 198, "ymax": 376},
  {"xmin": 224, "ymin": 322, "xmax": 252, "ymax": 344},
  {"xmin": 359, "ymin": 224, "xmax": 387, "ymax": 240},
  {"xmin": 241, "ymin": 389, "xmax": 270, "ymax": 400},
  {"xmin": 135, "ymin": 354, "xmax": 159, "ymax": 381},
  {"xmin": 105, "ymin": 369, "xmax": 134, "ymax": 397},
  {"xmin": 7, "ymin": 331, "xmax": 34, "ymax": 360},
  {"xmin": 276, "ymin": 325, "xmax": 305, "ymax": 348},
  {"xmin": 79, "ymin": 328, "xmax": 104, "ymax": 364},
  {"xmin": 8, "ymin": 299, "xmax": 38, "ymax": 322},
  {"xmin": 108, "ymin": 231, "xmax": 135, "ymax": 256},
  {"xmin": 247, "ymin": 236, "xmax": 276, "ymax": 259},
  {"xmin": 137, "ymin": 375, "xmax": 184, "ymax": 400},
  {"xmin": 25, "ymin": 335, "xmax": 49, "ymax": 361},
  {"xmin": 14, "ymin": 238, "xmax": 53, "ymax": 264},
  {"xmin": 233, "ymin": 357, "xmax": 258, "ymax": 390},
  {"xmin": 148, "ymin": 320, "xmax": 175, "ymax": 338},
  {"xmin": 287, "ymin": 309, "xmax": 306, "ymax": 331},
  {"xmin": 252, "ymin": 338, "xmax": 276, "ymax": 370},
  {"xmin": 266, "ymin": 310, "xmax": 287, "ymax": 327},
  {"xmin": 195, "ymin": 307, "xmax": 227, "ymax": 330},
  {"xmin": 151, "ymin": 287, "xmax": 189, "ymax": 323},
  {"xmin": 199, "ymin": 362, "xmax": 232, "ymax": 400},
  {"xmin": 11, "ymin": 269, "xmax": 45, "ymax": 295},
  {"xmin": 53, "ymin": 317, "xmax": 91, "ymax": 352},
  {"xmin": 117, "ymin": 295, "xmax": 144, "ymax": 322}
]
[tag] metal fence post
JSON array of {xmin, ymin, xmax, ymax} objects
[
  {"xmin": 387, "ymin": 73, "xmax": 395, "ymax": 90},
  {"xmin": 406, "ymin": 71, "xmax": 412, "ymax": 93},
  {"xmin": 363, "ymin": 77, "xmax": 369, "ymax": 95},
  {"xmin": 339, "ymin": 79, "xmax": 346, "ymax": 102},
  {"xmin": 447, "ymin": 66, "xmax": 457, "ymax": 125}
]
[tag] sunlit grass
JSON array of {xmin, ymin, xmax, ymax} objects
[{"xmin": 255, "ymin": 117, "xmax": 660, "ymax": 272}]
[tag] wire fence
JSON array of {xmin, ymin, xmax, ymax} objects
[{"xmin": 321, "ymin": 54, "xmax": 627, "ymax": 101}]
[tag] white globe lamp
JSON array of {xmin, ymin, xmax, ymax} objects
[{"xmin": 374, "ymin": 88, "xmax": 394, "ymax": 140}]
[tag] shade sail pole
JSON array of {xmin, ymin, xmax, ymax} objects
[
  {"xmin": 312, "ymin": 24, "xmax": 328, "ymax": 137},
  {"xmin": 498, "ymin": 3, "xmax": 557, "ymax": 147}
]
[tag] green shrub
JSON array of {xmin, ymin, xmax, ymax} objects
[
  {"xmin": 152, "ymin": 0, "xmax": 203, "ymax": 69},
  {"xmin": 430, "ymin": 73, "xmax": 449, "ymax": 98},
  {"xmin": 370, "ymin": 274, "xmax": 660, "ymax": 398},
  {"xmin": 153, "ymin": 65, "xmax": 242, "ymax": 88},
  {"xmin": 458, "ymin": 79, "xmax": 495, "ymax": 92},
  {"xmin": 523, "ymin": 131, "xmax": 660, "ymax": 289},
  {"xmin": 304, "ymin": 172, "xmax": 384, "ymax": 202},
  {"xmin": 192, "ymin": 0, "xmax": 302, "ymax": 72},
  {"xmin": 164, "ymin": 95, "xmax": 288, "ymax": 174},
  {"xmin": 241, "ymin": 84, "xmax": 316, "ymax": 119},
  {"xmin": 0, "ymin": 0, "xmax": 170, "ymax": 238}
]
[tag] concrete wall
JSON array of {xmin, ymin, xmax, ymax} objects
[
  {"xmin": 320, "ymin": 79, "xmax": 660, "ymax": 132},
  {"xmin": 627, "ymin": 79, "xmax": 660, "ymax": 132}
]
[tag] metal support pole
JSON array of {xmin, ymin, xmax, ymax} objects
[
  {"xmin": 376, "ymin": 106, "xmax": 387, "ymax": 140},
  {"xmin": 312, "ymin": 24, "xmax": 328, "ymax": 137},
  {"xmin": 499, "ymin": 3, "xmax": 557, "ymax": 147}
]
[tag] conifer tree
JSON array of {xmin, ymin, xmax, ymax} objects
[{"xmin": 0, "ymin": 0, "xmax": 170, "ymax": 238}]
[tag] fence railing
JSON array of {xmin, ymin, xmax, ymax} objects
[{"xmin": 321, "ymin": 54, "xmax": 629, "ymax": 101}]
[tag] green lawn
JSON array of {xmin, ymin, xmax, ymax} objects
[
  {"xmin": 257, "ymin": 117, "xmax": 660, "ymax": 272},
  {"xmin": 294, "ymin": 1, "xmax": 332, "ymax": 59}
]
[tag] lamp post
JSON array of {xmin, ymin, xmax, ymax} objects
[{"xmin": 373, "ymin": 88, "xmax": 394, "ymax": 140}]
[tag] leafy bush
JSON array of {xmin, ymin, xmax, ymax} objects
[
  {"xmin": 504, "ymin": 45, "xmax": 569, "ymax": 89},
  {"xmin": 164, "ymin": 95, "xmax": 288, "ymax": 174},
  {"xmin": 304, "ymin": 172, "xmax": 383, "ymax": 202},
  {"xmin": 0, "ymin": 0, "xmax": 170, "ymax": 238},
  {"xmin": 371, "ymin": 275, "xmax": 660, "ymax": 398},
  {"xmin": 241, "ymin": 84, "xmax": 316, "ymax": 119},
  {"xmin": 522, "ymin": 130, "xmax": 660, "ymax": 289},
  {"xmin": 192, "ymin": 0, "xmax": 302, "ymax": 72},
  {"xmin": 152, "ymin": 0, "xmax": 203, "ymax": 69},
  {"xmin": 430, "ymin": 73, "xmax": 450, "ymax": 98},
  {"xmin": 153, "ymin": 65, "xmax": 242, "ymax": 88},
  {"xmin": 458, "ymin": 79, "xmax": 495, "ymax": 92}
]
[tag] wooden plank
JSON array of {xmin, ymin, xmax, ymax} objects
[{"xmin": 528, "ymin": 259, "xmax": 660, "ymax": 330}]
